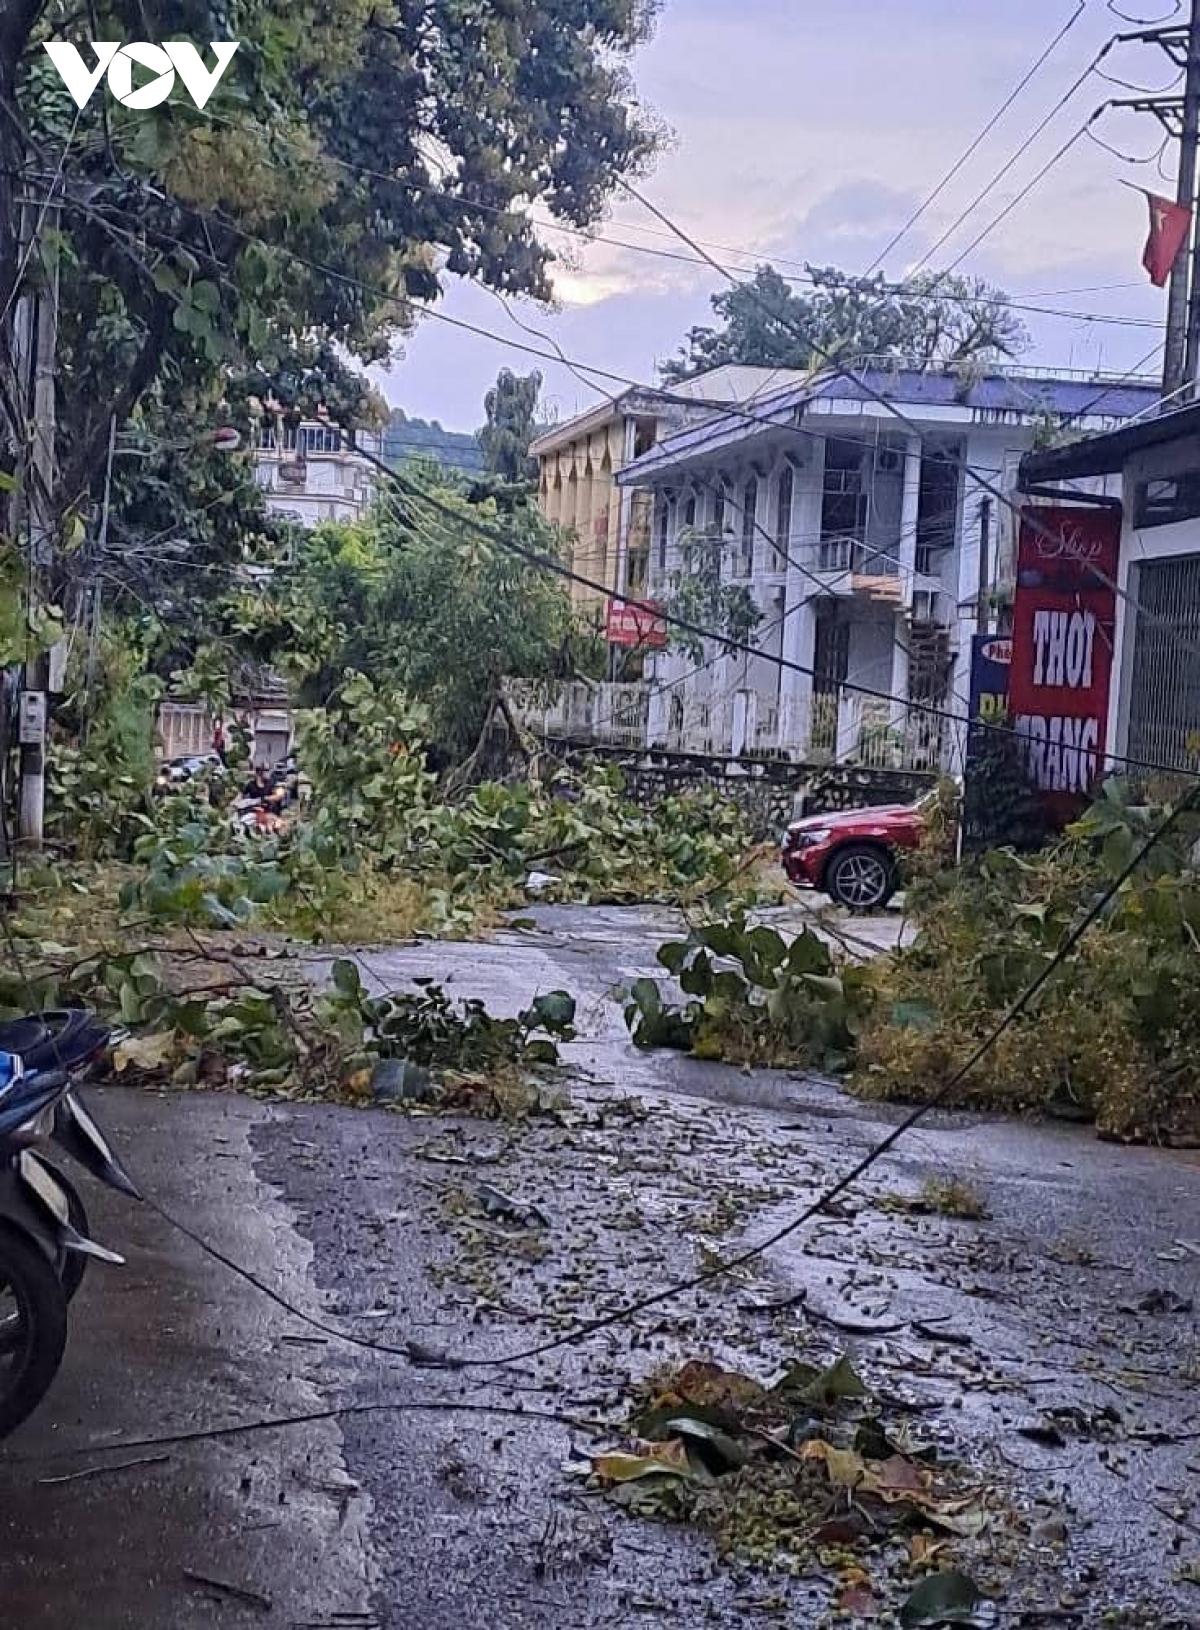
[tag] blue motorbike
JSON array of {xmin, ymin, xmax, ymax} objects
[{"xmin": 0, "ymin": 1010, "xmax": 139, "ymax": 1437}]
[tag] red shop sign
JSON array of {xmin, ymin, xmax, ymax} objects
[
  {"xmin": 606, "ymin": 597, "xmax": 667, "ymax": 649},
  {"xmin": 1009, "ymin": 504, "xmax": 1120, "ymax": 823}
]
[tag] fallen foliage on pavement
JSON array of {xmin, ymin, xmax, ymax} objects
[
  {"xmin": 584, "ymin": 1353, "xmax": 994, "ymax": 1625},
  {"xmin": 625, "ymin": 781, "xmax": 1200, "ymax": 1145}
]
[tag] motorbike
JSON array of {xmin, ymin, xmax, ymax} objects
[{"xmin": 0, "ymin": 1009, "xmax": 140, "ymax": 1438}]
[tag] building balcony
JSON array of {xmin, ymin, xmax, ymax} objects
[{"xmin": 801, "ymin": 536, "xmax": 905, "ymax": 604}]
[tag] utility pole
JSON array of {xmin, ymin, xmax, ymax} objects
[
  {"xmin": 1110, "ymin": 5, "xmax": 1200, "ymax": 397},
  {"xmin": 976, "ymin": 497, "xmax": 993, "ymax": 636},
  {"xmin": 16, "ymin": 215, "xmax": 59, "ymax": 849},
  {"xmin": 1170, "ymin": 3, "xmax": 1200, "ymax": 395},
  {"xmin": 1184, "ymin": 6, "xmax": 1200, "ymax": 388}
]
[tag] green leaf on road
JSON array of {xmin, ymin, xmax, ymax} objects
[
  {"xmin": 331, "ymin": 957, "xmax": 363, "ymax": 997},
  {"xmin": 900, "ymin": 1571, "xmax": 982, "ymax": 1627}
]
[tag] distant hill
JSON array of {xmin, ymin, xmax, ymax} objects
[{"xmin": 383, "ymin": 410, "xmax": 486, "ymax": 474}]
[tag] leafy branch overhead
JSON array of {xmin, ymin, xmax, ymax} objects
[{"xmin": 2, "ymin": 0, "xmax": 664, "ymax": 532}]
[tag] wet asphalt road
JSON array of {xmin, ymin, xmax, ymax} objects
[{"xmin": 2, "ymin": 904, "xmax": 1198, "ymax": 1628}]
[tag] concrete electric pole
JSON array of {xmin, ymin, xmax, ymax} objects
[
  {"xmin": 14, "ymin": 212, "xmax": 59, "ymax": 849},
  {"xmin": 1170, "ymin": 4, "xmax": 1200, "ymax": 394},
  {"xmin": 1111, "ymin": 2, "xmax": 1200, "ymax": 398}
]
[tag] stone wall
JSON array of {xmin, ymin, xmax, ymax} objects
[{"xmin": 508, "ymin": 739, "xmax": 936, "ymax": 840}]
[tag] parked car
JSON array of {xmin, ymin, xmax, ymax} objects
[{"xmin": 781, "ymin": 799, "xmax": 929, "ymax": 911}]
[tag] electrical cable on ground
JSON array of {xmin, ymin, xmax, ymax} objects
[{"xmin": 6, "ymin": 1396, "xmax": 611, "ymax": 1467}]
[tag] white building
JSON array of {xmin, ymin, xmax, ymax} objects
[
  {"xmin": 253, "ymin": 419, "xmax": 382, "ymax": 528},
  {"xmin": 613, "ymin": 362, "xmax": 1159, "ymax": 769},
  {"xmin": 1020, "ymin": 399, "xmax": 1200, "ymax": 784}
]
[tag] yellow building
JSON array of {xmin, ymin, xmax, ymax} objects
[{"xmin": 531, "ymin": 368, "xmax": 805, "ymax": 627}]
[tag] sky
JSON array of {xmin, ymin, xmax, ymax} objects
[{"xmin": 373, "ymin": 0, "xmax": 1176, "ymax": 431}]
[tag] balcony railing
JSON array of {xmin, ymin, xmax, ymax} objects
[
  {"xmin": 811, "ymin": 536, "xmax": 902, "ymax": 578},
  {"xmin": 502, "ymin": 677, "xmax": 946, "ymax": 770}
]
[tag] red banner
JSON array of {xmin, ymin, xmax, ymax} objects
[
  {"xmin": 1009, "ymin": 505, "xmax": 1120, "ymax": 823},
  {"xmin": 606, "ymin": 597, "xmax": 667, "ymax": 649},
  {"xmin": 1142, "ymin": 192, "xmax": 1192, "ymax": 288}
]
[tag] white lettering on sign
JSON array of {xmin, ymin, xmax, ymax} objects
[
  {"xmin": 43, "ymin": 42, "xmax": 239, "ymax": 110},
  {"xmin": 1031, "ymin": 609, "xmax": 1095, "ymax": 690},
  {"xmin": 1014, "ymin": 714, "xmax": 1100, "ymax": 795}
]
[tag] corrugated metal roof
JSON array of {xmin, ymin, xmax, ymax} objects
[
  {"xmin": 615, "ymin": 367, "xmax": 1163, "ymax": 486},
  {"xmin": 1021, "ymin": 400, "xmax": 1200, "ymax": 484}
]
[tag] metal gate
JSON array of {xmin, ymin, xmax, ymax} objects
[{"xmin": 1125, "ymin": 553, "xmax": 1200, "ymax": 781}]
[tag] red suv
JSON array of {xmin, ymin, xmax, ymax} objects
[{"xmin": 781, "ymin": 800, "xmax": 927, "ymax": 911}]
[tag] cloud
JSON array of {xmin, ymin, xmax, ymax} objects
[
  {"xmin": 380, "ymin": 1, "xmax": 1168, "ymax": 427},
  {"xmin": 799, "ymin": 180, "xmax": 922, "ymax": 245}
]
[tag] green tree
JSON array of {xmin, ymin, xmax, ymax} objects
[
  {"xmin": 661, "ymin": 264, "xmax": 1030, "ymax": 383},
  {"xmin": 478, "ymin": 368, "xmax": 543, "ymax": 484},
  {"xmin": 249, "ymin": 477, "xmax": 578, "ymax": 763},
  {"xmin": 1, "ymin": 0, "xmax": 663, "ymax": 535}
]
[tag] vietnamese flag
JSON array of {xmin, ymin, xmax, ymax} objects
[{"xmin": 1142, "ymin": 192, "xmax": 1192, "ymax": 287}]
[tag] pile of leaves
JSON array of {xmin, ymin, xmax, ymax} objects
[
  {"xmin": 0, "ymin": 921, "xmax": 575, "ymax": 1116},
  {"xmin": 584, "ymin": 1354, "xmax": 990, "ymax": 1623},
  {"xmin": 625, "ymin": 784, "xmax": 1200, "ymax": 1145},
  {"xmin": 854, "ymin": 781, "xmax": 1200, "ymax": 1144},
  {"xmin": 116, "ymin": 673, "xmax": 758, "ymax": 937},
  {"xmin": 322, "ymin": 956, "xmax": 577, "ymax": 1115},
  {"xmin": 624, "ymin": 909, "xmax": 865, "ymax": 1073}
]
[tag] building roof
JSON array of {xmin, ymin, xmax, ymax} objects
[
  {"xmin": 528, "ymin": 365, "xmax": 815, "ymax": 460},
  {"xmin": 615, "ymin": 364, "xmax": 1164, "ymax": 487},
  {"xmin": 1020, "ymin": 400, "xmax": 1200, "ymax": 485},
  {"xmin": 663, "ymin": 363, "xmax": 813, "ymax": 404}
]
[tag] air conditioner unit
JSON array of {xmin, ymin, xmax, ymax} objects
[{"xmin": 912, "ymin": 589, "xmax": 941, "ymax": 622}]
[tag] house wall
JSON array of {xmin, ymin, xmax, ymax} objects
[
  {"xmin": 255, "ymin": 428, "xmax": 380, "ymax": 529},
  {"xmin": 536, "ymin": 416, "xmax": 626, "ymax": 618},
  {"xmin": 640, "ymin": 416, "xmax": 1048, "ymax": 766},
  {"xmin": 1107, "ymin": 441, "xmax": 1200, "ymax": 781}
]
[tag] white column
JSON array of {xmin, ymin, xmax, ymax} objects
[
  {"xmin": 899, "ymin": 433, "xmax": 921, "ymax": 605},
  {"xmin": 778, "ymin": 440, "xmax": 824, "ymax": 755},
  {"xmin": 889, "ymin": 612, "xmax": 910, "ymax": 732}
]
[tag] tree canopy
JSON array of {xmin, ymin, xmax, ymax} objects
[
  {"xmin": 661, "ymin": 264, "xmax": 1031, "ymax": 383},
  {"xmin": 1, "ymin": 0, "xmax": 663, "ymax": 537},
  {"xmin": 478, "ymin": 367, "xmax": 543, "ymax": 484},
  {"xmin": 232, "ymin": 477, "xmax": 580, "ymax": 763}
]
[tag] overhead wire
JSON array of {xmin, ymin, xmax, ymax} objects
[
  {"xmin": 384, "ymin": 454, "xmax": 1200, "ymax": 786},
  {"xmin": 121, "ymin": 109, "xmax": 1172, "ymax": 337},
  {"xmin": 907, "ymin": 47, "xmax": 1114, "ymax": 276},
  {"xmin": 37, "ymin": 179, "xmax": 1157, "ymax": 529},
  {"xmin": 58, "ymin": 176, "xmax": 1190, "ymax": 754},
  {"xmin": 10, "ymin": 135, "xmax": 1187, "ymax": 762},
  {"xmin": 23, "ymin": 169, "xmax": 1192, "ymax": 760},
  {"xmin": 866, "ymin": 1, "xmax": 1090, "ymax": 274},
  {"xmin": 940, "ymin": 122, "xmax": 1095, "ymax": 276},
  {"xmin": 1107, "ymin": 0, "xmax": 1182, "ymax": 20},
  {"xmin": 615, "ymin": 176, "xmax": 1195, "ymax": 678}
]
